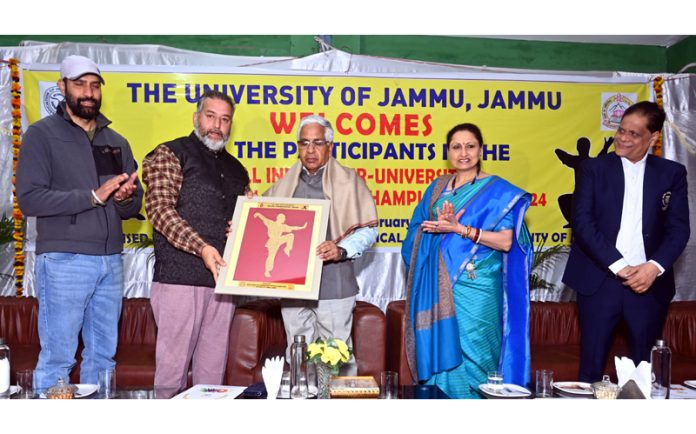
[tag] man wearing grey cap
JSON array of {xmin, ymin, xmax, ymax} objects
[{"xmin": 17, "ymin": 55, "xmax": 143, "ymax": 392}]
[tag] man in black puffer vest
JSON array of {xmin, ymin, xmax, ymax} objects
[{"xmin": 142, "ymin": 90, "xmax": 249, "ymax": 391}]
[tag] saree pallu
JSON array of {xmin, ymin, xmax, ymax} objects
[{"xmin": 401, "ymin": 174, "xmax": 533, "ymax": 398}]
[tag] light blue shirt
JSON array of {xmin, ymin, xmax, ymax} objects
[
  {"xmin": 338, "ymin": 226, "xmax": 378, "ymax": 259},
  {"xmin": 299, "ymin": 164, "xmax": 377, "ymax": 259}
]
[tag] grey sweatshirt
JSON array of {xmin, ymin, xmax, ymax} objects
[{"xmin": 16, "ymin": 102, "xmax": 143, "ymax": 255}]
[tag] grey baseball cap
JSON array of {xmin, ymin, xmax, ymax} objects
[{"xmin": 60, "ymin": 55, "xmax": 105, "ymax": 84}]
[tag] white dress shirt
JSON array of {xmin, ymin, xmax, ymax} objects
[{"xmin": 609, "ymin": 154, "xmax": 664, "ymax": 275}]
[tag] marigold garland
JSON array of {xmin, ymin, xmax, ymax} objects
[
  {"xmin": 8, "ymin": 58, "xmax": 24, "ymax": 296},
  {"xmin": 653, "ymin": 76, "xmax": 664, "ymax": 158}
]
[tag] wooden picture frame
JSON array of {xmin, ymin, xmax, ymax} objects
[{"xmin": 215, "ymin": 196, "xmax": 330, "ymax": 300}]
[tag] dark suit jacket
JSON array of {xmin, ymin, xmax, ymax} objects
[{"xmin": 562, "ymin": 152, "xmax": 690, "ymax": 304}]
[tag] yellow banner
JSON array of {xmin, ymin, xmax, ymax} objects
[{"xmin": 22, "ymin": 69, "xmax": 650, "ymax": 249}]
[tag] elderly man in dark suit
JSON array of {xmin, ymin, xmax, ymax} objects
[{"xmin": 562, "ymin": 101, "xmax": 690, "ymax": 382}]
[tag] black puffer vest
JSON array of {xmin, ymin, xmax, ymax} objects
[{"xmin": 152, "ymin": 133, "xmax": 249, "ymax": 287}]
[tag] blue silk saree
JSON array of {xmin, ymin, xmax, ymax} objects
[{"xmin": 401, "ymin": 174, "xmax": 533, "ymax": 398}]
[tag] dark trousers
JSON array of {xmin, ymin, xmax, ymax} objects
[{"xmin": 576, "ymin": 277, "xmax": 669, "ymax": 383}]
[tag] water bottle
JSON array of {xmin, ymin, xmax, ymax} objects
[
  {"xmin": 290, "ymin": 335, "xmax": 308, "ymax": 399},
  {"xmin": 0, "ymin": 338, "xmax": 10, "ymax": 399},
  {"xmin": 650, "ymin": 339, "xmax": 671, "ymax": 399}
]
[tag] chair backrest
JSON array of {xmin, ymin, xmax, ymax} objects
[{"xmin": 0, "ymin": 296, "xmax": 39, "ymax": 345}]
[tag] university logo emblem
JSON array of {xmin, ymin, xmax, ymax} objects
[
  {"xmin": 601, "ymin": 93, "xmax": 634, "ymax": 130},
  {"xmin": 42, "ymin": 86, "xmax": 63, "ymax": 116}
]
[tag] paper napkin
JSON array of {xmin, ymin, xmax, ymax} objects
[
  {"xmin": 614, "ymin": 356, "xmax": 651, "ymax": 399},
  {"xmin": 262, "ymin": 356, "xmax": 285, "ymax": 400}
]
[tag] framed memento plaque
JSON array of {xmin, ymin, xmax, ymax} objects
[{"xmin": 215, "ymin": 196, "xmax": 330, "ymax": 300}]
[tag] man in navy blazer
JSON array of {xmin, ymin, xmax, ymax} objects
[{"xmin": 562, "ymin": 101, "xmax": 690, "ymax": 382}]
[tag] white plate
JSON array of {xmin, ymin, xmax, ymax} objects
[
  {"xmin": 553, "ymin": 381, "xmax": 593, "ymax": 396},
  {"xmin": 74, "ymin": 384, "xmax": 98, "ymax": 398},
  {"xmin": 684, "ymin": 380, "xmax": 696, "ymax": 390},
  {"xmin": 479, "ymin": 383, "xmax": 531, "ymax": 399}
]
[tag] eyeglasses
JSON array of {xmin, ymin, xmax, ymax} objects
[
  {"xmin": 616, "ymin": 127, "xmax": 644, "ymax": 139},
  {"xmin": 297, "ymin": 139, "xmax": 330, "ymax": 148}
]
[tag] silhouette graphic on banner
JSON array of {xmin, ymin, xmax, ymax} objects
[
  {"xmin": 255, "ymin": 212, "xmax": 308, "ymax": 277},
  {"xmin": 555, "ymin": 136, "xmax": 614, "ymax": 228}
]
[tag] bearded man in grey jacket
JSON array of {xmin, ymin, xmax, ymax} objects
[{"xmin": 17, "ymin": 55, "xmax": 143, "ymax": 392}]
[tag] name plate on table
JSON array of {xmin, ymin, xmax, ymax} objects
[
  {"xmin": 172, "ymin": 384, "xmax": 245, "ymax": 399},
  {"xmin": 329, "ymin": 376, "xmax": 379, "ymax": 398}
]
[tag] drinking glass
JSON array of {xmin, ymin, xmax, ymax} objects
[
  {"xmin": 535, "ymin": 369, "xmax": 554, "ymax": 398},
  {"xmin": 487, "ymin": 370, "xmax": 504, "ymax": 390},
  {"xmin": 16, "ymin": 369, "xmax": 34, "ymax": 399},
  {"xmin": 97, "ymin": 368, "xmax": 116, "ymax": 399},
  {"xmin": 278, "ymin": 371, "xmax": 291, "ymax": 399},
  {"xmin": 380, "ymin": 371, "xmax": 399, "ymax": 399},
  {"xmin": 651, "ymin": 384, "xmax": 668, "ymax": 399}
]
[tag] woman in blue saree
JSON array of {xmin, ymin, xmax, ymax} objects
[{"xmin": 401, "ymin": 123, "xmax": 533, "ymax": 398}]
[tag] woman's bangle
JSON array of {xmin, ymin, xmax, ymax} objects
[{"xmin": 459, "ymin": 225, "xmax": 482, "ymax": 243}]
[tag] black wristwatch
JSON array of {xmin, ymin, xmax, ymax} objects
[{"xmin": 337, "ymin": 246, "xmax": 348, "ymax": 261}]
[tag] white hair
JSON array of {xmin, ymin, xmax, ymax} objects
[
  {"xmin": 193, "ymin": 117, "xmax": 228, "ymax": 152},
  {"xmin": 297, "ymin": 115, "xmax": 334, "ymax": 142}
]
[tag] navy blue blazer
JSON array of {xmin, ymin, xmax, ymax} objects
[{"xmin": 562, "ymin": 152, "xmax": 690, "ymax": 304}]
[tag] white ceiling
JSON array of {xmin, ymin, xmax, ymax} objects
[{"xmin": 475, "ymin": 35, "xmax": 689, "ymax": 48}]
